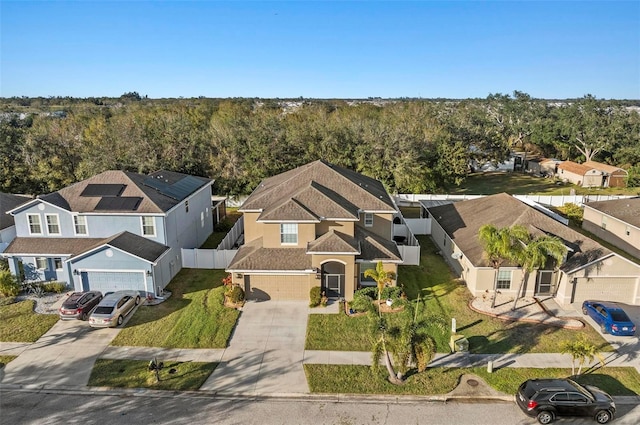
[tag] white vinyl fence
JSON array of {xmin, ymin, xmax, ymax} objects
[
  {"xmin": 181, "ymin": 216, "xmax": 244, "ymax": 269},
  {"xmin": 395, "ymin": 194, "xmax": 634, "ymax": 207}
]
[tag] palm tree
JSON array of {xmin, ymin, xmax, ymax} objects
[
  {"xmin": 512, "ymin": 235, "xmax": 567, "ymax": 310},
  {"xmin": 364, "ymin": 261, "xmax": 400, "ymax": 384},
  {"xmin": 560, "ymin": 334, "xmax": 605, "ymax": 376},
  {"xmin": 478, "ymin": 224, "xmax": 529, "ymax": 308}
]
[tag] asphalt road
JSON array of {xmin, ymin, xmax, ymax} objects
[{"xmin": 2, "ymin": 390, "xmax": 640, "ymax": 425}]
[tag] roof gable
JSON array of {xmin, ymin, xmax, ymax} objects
[
  {"xmin": 582, "ymin": 161, "xmax": 628, "ymax": 175},
  {"xmin": 585, "ymin": 197, "xmax": 640, "ymax": 228},
  {"xmin": 0, "ymin": 193, "xmax": 32, "ymax": 230},
  {"xmin": 307, "ymin": 230, "xmax": 360, "ymax": 254}
]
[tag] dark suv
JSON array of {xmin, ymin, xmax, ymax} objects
[
  {"xmin": 59, "ymin": 291, "xmax": 103, "ymax": 320},
  {"xmin": 516, "ymin": 379, "xmax": 615, "ymax": 424}
]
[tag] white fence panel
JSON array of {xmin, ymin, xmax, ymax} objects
[
  {"xmin": 0, "ymin": 242, "xmax": 9, "ymax": 253},
  {"xmin": 405, "ymin": 218, "xmax": 430, "ymax": 235},
  {"xmin": 396, "ymin": 194, "xmax": 634, "ymax": 208},
  {"xmin": 218, "ymin": 216, "xmax": 244, "ymax": 250},
  {"xmin": 398, "ymin": 246, "xmax": 420, "ymax": 266},
  {"xmin": 181, "ymin": 248, "xmax": 238, "ymax": 269}
]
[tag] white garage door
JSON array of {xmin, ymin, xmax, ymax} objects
[
  {"xmin": 244, "ymin": 275, "xmax": 310, "ymax": 301},
  {"xmin": 572, "ymin": 277, "xmax": 638, "ymax": 304},
  {"xmin": 82, "ymin": 271, "xmax": 146, "ymax": 294}
]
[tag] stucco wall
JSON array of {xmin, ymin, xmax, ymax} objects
[{"xmin": 582, "ymin": 208, "xmax": 640, "ymax": 260}]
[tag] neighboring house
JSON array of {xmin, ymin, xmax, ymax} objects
[
  {"xmin": 425, "ymin": 193, "xmax": 640, "ymax": 307},
  {"xmin": 557, "ymin": 161, "xmax": 603, "ymax": 187},
  {"xmin": 582, "ymin": 161, "xmax": 628, "ymax": 188},
  {"xmin": 582, "ymin": 197, "xmax": 640, "ymax": 260},
  {"xmin": 226, "ymin": 160, "xmax": 404, "ymax": 301},
  {"xmin": 0, "ymin": 193, "xmax": 33, "ymax": 253},
  {"xmin": 2, "ymin": 170, "xmax": 213, "ymax": 297}
]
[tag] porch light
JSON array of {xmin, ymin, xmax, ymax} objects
[
  {"xmin": 235, "ymin": 273, "xmax": 243, "ymax": 279},
  {"xmin": 315, "ymin": 268, "xmax": 321, "ymax": 279},
  {"xmin": 147, "ymin": 270, "xmax": 153, "ymax": 277},
  {"xmin": 73, "ymin": 269, "xmax": 79, "ymax": 276}
]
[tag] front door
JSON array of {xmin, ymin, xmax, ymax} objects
[
  {"xmin": 325, "ymin": 274, "xmax": 342, "ymax": 298},
  {"xmin": 535, "ymin": 270, "xmax": 554, "ymax": 295}
]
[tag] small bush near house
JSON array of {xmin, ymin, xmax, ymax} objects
[
  {"xmin": 42, "ymin": 281, "xmax": 67, "ymax": 293},
  {"xmin": 0, "ymin": 270, "xmax": 20, "ymax": 297},
  {"xmin": 228, "ymin": 285, "xmax": 245, "ymax": 304},
  {"xmin": 558, "ymin": 202, "xmax": 584, "ymax": 225},
  {"xmin": 309, "ymin": 286, "xmax": 322, "ymax": 307}
]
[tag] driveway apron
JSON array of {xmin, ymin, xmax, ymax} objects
[
  {"xmin": 201, "ymin": 300, "xmax": 309, "ymax": 395},
  {"xmin": 0, "ymin": 319, "xmax": 120, "ymax": 387}
]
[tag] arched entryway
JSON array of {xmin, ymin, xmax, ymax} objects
[{"xmin": 321, "ymin": 261, "xmax": 345, "ymax": 298}]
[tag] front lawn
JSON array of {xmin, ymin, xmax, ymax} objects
[
  {"xmin": 111, "ymin": 269, "xmax": 240, "ymax": 348},
  {"xmin": 306, "ymin": 236, "xmax": 610, "ymax": 354},
  {"xmin": 89, "ymin": 359, "xmax": 217, "ymax": 391},
  {"xmin": 0, "ymin": 300, "xmax": 59, "ymax": 342},
  {"xmin": 305, "ymin": 365, "xmax": 640, "ymax": 396}
]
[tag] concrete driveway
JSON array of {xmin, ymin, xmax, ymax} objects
[
  {"xmin": 200, "ymin": 300, "xmax": 309, "ymax": 395},
  {"xmin": 1, "ymin": 318, "xmax": 121, "ymax": 388}
]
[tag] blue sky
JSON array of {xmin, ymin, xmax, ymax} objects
[{"xmin": 1, "ymin": 1, "xmax": 639, "ymax": 99}]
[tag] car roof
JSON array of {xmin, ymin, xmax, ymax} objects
[
  {"xmin": 588, "ymin": 300, "xmax": 625, "ymax": 310},
  {"xmin": 525, "ymin": 379, "xmax": 578, "ymax": 392},
  {"xmin": 97, "ymin": 290, "xmax": 136, "ymax": 306}
]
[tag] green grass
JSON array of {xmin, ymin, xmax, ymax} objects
[
  {"xmin": 306, "ymin": 236, "xmax": 611, "ymax": 354},
  {"xmin": 89, "ymin": 359, "xmax": 217, "ymax": 391},
  {"xmin": 0, "ymin": 355, "xmax": 17, "ymax": 368},
  {"xmin": 200, "ymin": 209, "xmax": 242, "ymax": 249},
  {"xmin": 0, "ymin": 300, "xmax": 59, "ymax": 342},
  {"xmin": 111, "ymin": 269, "xmax": 240, "ymax": 348},
  {"xmin": 447, "ymin": 172, "xmax": 639, "ymax": 196},
  {"xmin": 305, "ymin": 365, "xmax": 640, "ymax": 396},
  {"xmin": 399, "ymin": 206, "xmax": 421, "ymax": 218}
]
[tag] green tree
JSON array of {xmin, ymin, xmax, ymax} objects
[
  {"xmin": 560, "ymin": 334, "xmax": 604, "ymax": 376},
  {"xmin": 478, "ymin": 224, "xmax": 529, "ymax": 308},
  {"xmin": 512, "ymin": 235, "xmax": 567, "ymax": 310}
]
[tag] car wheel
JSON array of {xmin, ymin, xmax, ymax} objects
[
  {"xmin": 595, "ymin": 410, "xmax": 612, "ymax": 424},
  {"xmin": 135, "ymin": 296, "xmax": 140, "ymax": 305},
  {"xmin": 536, "ymin": 411, "xmax": 554, "ymax": 425},
  {"xmin": 81, "ymin": 311, "xmax": 88, "ymax": 321},
  {"xmin": 600, "ymin": 323, "xmax": 608, "ymax": 334},
  {"xmin": 117, "ymin": 315, "xmax": 123, "ymax": 326},
  {"xmin": 582, "ymin": 306, "xmax": 588, "ymax": 315}
]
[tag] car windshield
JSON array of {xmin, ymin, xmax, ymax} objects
[
  {"xmin": 567, "ymin": 379, "xmax": 595, "ymax": 401},
  {"xmin": 94, "ymin": 306, "xmax": 114, "ymax": 315},
  {"xmin": 610, "ymin": 310, "xmax": 630, "ymax": 322}
]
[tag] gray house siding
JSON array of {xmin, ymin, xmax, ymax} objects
[{"xmin": 164, "ymin": 185, "xmax": 213, "ymax": 250}]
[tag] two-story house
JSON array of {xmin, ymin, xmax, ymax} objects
[
  {"xmin": 2, "ymin": 170, "xmax": 213, "ymax": 297},
  {"xmin": 226, "ymin": 160, "xmax": 403, "ymax": 301},
  {"xmin": 1, "ymin": 192, "xmax": 33, "ymax": 253}
]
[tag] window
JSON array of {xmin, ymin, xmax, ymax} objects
[
  {"xmin": 360, "ymin": 263, "xmax": 376, "ymax": 286},
  {"xmin": 27, "ymin": 214, "xmax": 42, "ymax": 235},
  {"xmin": 36, "ymin": 257, "xmax": 48, "ymax": 270},
  {"xmin": 74, "ymin": 215, "xmax": 88, "ymax": 235},
  {"xmin": 496, "ymin": 270, "xmax": 512, "ymax": 289},
  {"xmin": 142, "ymin": 217, "xmax": 156, "ymax": 236},
  {"xmin": 280, "ymin": 223, "xmax": 298, "ymax": 244},
  {"xmin": 46, "ymin": 214, "xmax": 60, "ymax": 235},
  {"xmin": 601, "ymin": 216, "xmax": 607, "ymax": 230},
  {"xmin": 185, "ymin": 200, "xmax": 189, "ymax": 213},
  {"xmin": 364, "ymin": 212, "xmax": 373, "ymax": 227},
  {"xmin": 54, "ymin": 258, "xmax": 63, "ymax": 270}
]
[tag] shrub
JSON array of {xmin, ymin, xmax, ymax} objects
[
  {"xmin": 0, "ymin": 270, "xmax": 20, "ymax": 297},
  {"xmin": 42, "ymin": 281, "xmax": 67, "ymax": 293},
  {"xmin": 558, "ymin": 202, "xmax": 584, "ymax": 225},
  {"xmin": 228, "ymin": 285, "xmax": 245, "ymax": 304},
  {"xmin": 350, "ymin": 291, "xmax": 374, "ymax": 313},
  {"xmin": 309, "ymin": 286, "xmax": 322, "ymax": 307}
]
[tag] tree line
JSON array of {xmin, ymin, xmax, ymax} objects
[{"xmin": 1, "ymin": 92, "xmax": 639, "ymax": 197}]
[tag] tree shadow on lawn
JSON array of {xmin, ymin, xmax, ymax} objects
[
  {"xmin": 467, "ymin": 322, "xmax": 563, "ymax": 354},
  {"xmin": 120, "ymin": 297, "xmax": 192, "ymax": 328},
  {"xmin": 574, "ymin": 371, "xmax": 638, "ymax": 396}
]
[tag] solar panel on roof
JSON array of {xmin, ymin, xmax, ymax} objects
[
  {"xmin": 143, "ymin": 175, "xmax": 204, "ymax": 201},
  {"xmin": 80, "ymin": 184, "xmax": 125, "ymax": 197},
  {"xmin": 95, "ymin": 197, "xmax": 142, "ymax": 211}
]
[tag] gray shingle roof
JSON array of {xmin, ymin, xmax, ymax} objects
[
  {"xmin": 307, "ymin": 230, "xmax": 360, "ymax": 254},
  {"xmin": 36, "ymin": 170, "xmax": 211, "ymax": 214},
  {"xmin": 355, "ymin": 227, "xmax": 402, "ymax": 262},
  {"xmin": 585, "ymin": 197, "xmax": 640, "ymax": 228},
  {"xmin": 241, "ymin": 160, "xmax": 396, "ymax": 220},
  {"xmin": 1, "ymin": 193, "xmax": 32, "ymax": 230},
  {"xmin": 427, "ymin": 193, "xmax": 611, "ymax": 272},
  {"xmin": 227, "ymin": 238, "xmax": 312, "ymax": 271}
]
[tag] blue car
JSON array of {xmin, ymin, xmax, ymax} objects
[{"xmin": 582, "ymin": 300, "xmax": 636, "ymax": 336}]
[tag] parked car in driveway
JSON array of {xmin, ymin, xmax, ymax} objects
[
  {"xmin": 516, "ymin": 378, "xmax": 615, "ymax": 424},
  {"xmin": 89, "ymin": 290, "xmax": 141, "ymax": 328},
  {"xmin": 59, "ymin": 291, "xmax": 103, "ymax": 320},
  {"xmin": 582, "ymin": 300, "xmax": 636, "ymax": 336}
]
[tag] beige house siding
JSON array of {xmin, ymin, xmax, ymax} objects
[
  {"xmin": 316, "ymin": 220, "xmax": 355, "ymax": 237},
  {"xmin": 558, "ymin": 168, "xmax": 602, "ymax": 187},
  {"xmin": 312, "ymin": 254, "xmax": 357, "ymax": 300},
  {"xmin": 582, "ymin": 207, "xmax": 640, "ymax": 260},
  {"xmin": 243, "ymin": 212, "xmax": 263, "ymax": 243},
  {"xmin": 360, "ymin": 213, "xmax": 393, "ymax": 240},
  {"xmin": 261, "ymin": 222, "xmax": 315, "ymax": 248}
]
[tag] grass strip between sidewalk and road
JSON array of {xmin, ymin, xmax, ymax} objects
[
  {"xmin": 304, "ymin": 365, "xmax": 640, "ymax": 396},
  {"xmin": 0, "ymin": 355, "xmax": 17, "ymax": 368},
  {"xmin": 89, "ymin": 359, "xmax": 217, "ymax": 391},
  {"xmin": 0, "ymin": 300, "xmax": 59, "ymax": 342},
  {"xmin": 111, "ymin": 269, "xmax": 239, "ymax": 349}
]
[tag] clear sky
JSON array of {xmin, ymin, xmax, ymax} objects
[{"xmin": 1, "ymin": 1, "xmax": 639, "ymax": 99}]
